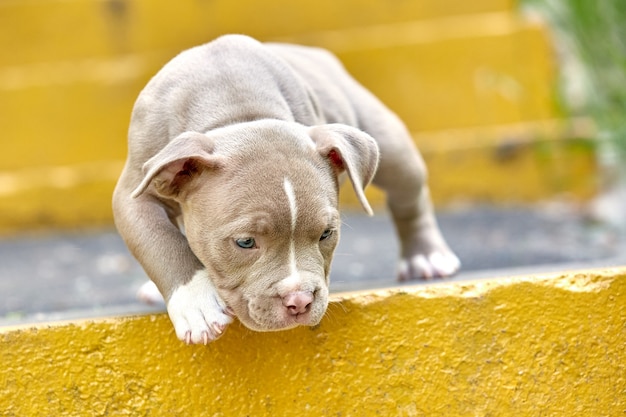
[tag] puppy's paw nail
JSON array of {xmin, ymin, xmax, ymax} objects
[
  {"xmin": 184, "ymin": 330, "xmax": 192, "ymax": 345},
  {"xmin": 202, "ymin": 331, "xmax": 209, "ymax": 345},
  {"xmin": 211, "ymin": 322, "xmax": 224, "ymax": 336},
  {"xmin": 398, "ymin": 260, "xmax": 410, "ymax": 282},
  {"xmin": 429, "ymin": 251, "xmax": 461, "ymax": 277},
  {"xmin": 412, "ymin": 254, "xmax": 434, "ymax": 280}
]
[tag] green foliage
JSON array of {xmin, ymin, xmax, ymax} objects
[{"xmin": 523, "ymin": 0, "xmax": 626, "ymax": 155}]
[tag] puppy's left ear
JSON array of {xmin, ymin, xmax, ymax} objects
[{"xmin": 309, "ymin": 124, "xmax": 380, "ymax": 215}]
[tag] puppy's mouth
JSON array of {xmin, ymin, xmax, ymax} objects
[
  {"xmin": 225, "ymin": 294, "xmax": 327, "ymax": 332},
  {"xmin": 212, "ymin": 273, "xmax": 330, "ymax": 332}
]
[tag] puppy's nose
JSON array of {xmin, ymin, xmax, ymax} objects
[{"xmin": 282, "ymin": 291, "xmax": 314, "ymax": 315}]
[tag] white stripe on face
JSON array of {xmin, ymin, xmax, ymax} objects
[
  {"xmin": 283, "ymin": 177, "xmax": 297, "ymax": 233},
  {"xmin": 283, "ymin": 178, "xmax": 298, "ymax": 278}
]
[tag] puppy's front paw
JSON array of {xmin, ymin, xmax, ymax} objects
[
  {"xmin": 398, "ymin": 250, "xmax": 461, "ymax": 281},
  {"xmin": 167, "ymin": 270, "xmax": 234, "ymax": 345}
]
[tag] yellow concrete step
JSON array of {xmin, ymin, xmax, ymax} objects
[
  {"xmin": 282, "ymin": 11, "xmax": 559, "ymax": 132},
  {"xmin": 1, "ymin": 0, "xmax": 513, "ymax": 66},
  {"xmin": 0, "ymin": 1, "xmax": 594, "ymax": 232},
  {"xmin": 0, "ymin": 12, "xmax": 556, "ymax": 169},
  {"xmin": 2, "ymin": 268, "xmax": 624, "ymax": 415},
  {"xmin": 0, "ymin": 119, "xmax": 596, "ymax": 234},
  {"xmin": 341, "ymin": 117, "xmax": 598, "ymax": 208},
  {"xmin": 0, "ymin": 117, "xmax": 597, "ymax": 234}
]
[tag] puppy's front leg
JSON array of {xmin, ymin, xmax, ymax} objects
[{"xmin": 113, "ymin": 189, "xmax": 233, "ymax": 344}]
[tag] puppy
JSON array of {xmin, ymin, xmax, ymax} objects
[{"xmin": 113, "ymin": 34, "xmax": 460, "ymax": 345}]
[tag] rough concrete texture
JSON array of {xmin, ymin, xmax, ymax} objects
[{"xmin": 1, "ymin": 268, "xmax": 624, "ymax": 416}]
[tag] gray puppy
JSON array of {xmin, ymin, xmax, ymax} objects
[{"xmin": 113, "ymin": 34, "xmax": 460, "ymax": 345}]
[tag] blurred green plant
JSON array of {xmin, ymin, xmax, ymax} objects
[{"xmin": 522, "ymin": 0, "xmax": 626, "ymax": 160}]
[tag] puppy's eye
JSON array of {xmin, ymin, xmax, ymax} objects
[
  {"xmin": 235, "ymin": 237, "xmax": 256, "ymax": 249},
  {"xmin": 320, "ymin": 229, "xmax": 333, "ymax": 241}
]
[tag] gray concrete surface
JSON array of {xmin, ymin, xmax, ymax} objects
[{"xmin": 1, "ymin": 204, "xmax": 624, "ymax": 326}]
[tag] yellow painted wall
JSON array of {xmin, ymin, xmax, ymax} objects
[
  {"xmin": 0, "ymin": 0, "xmax": 597, "ymax": 233},
  {"xmin": 340, "ymin": 118, "xmax": 597, "ymax": 208},
  {"xmin": 1, "ymin": 268, "xmax": 624, "ymax": 415}
]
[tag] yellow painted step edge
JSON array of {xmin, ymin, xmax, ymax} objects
[
  {"xmin": 0, "ymin": 117, "xmax": 594, "ymax": 197},
  {"xmin": 0, "ymin": 118, "xmax": 597, "ymax": 234},
  {"xmin": 275, "ymin": 9, "xmax": 535, "ymax": 53},
  {"xmin": 1, "ymin": 267, "xmax": 624, "ymax": 415},
  {"xmin": 0, "ymin": 0, "xmax": 515, "ymax": 67}
]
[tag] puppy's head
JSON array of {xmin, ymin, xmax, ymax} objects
[{"xmin": 132, "ymin": 120, "xmax": 379, "ymax": 331}]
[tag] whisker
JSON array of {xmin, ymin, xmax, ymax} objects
[
  {"xmin": 328, "ymin": 299, "xmax": 348, "ymax": 315},
  {"xmin": 322, "ymin": 305, "xmax": 342, "ymax": 326},
  {"xmin": 331, "ymin": 252, "xmax": 355, "ymax": 257},
  {"xmin": 340, "ymin": 219, "xmax": 354, "ymax": 230}
]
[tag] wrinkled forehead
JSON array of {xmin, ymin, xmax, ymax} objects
[{"xmin": 220, "ymin": 161, "xmax": 340, "ymax": 231}]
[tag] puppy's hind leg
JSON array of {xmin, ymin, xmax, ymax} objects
[{"xmin": 370, "ymin": 117, "xmax": 460, "ymax": 280}]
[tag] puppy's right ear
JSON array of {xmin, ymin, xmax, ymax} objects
[{"xmin": 131, "ymin": 132, "xmax": 223, "ymax": 199}]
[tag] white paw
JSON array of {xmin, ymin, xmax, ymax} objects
[
  {"xmin": 137, "ymin": 280, "xmax": 165, "ymax": 305},
  {"xmin": 167, "ymin": 270, "xmax": 234, "ymax": 345},
  {"xmin": 398, "ymin": 251, "xmax": 461, "ymax": 281}
]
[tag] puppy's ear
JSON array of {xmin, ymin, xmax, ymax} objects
[
  {"xmin": 309, "ymin": 124, "xmax": 380, "ymax": 215},
  {"xmin": 131, "ymin": 131, "xmax": 223, "ymax": 199}
]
